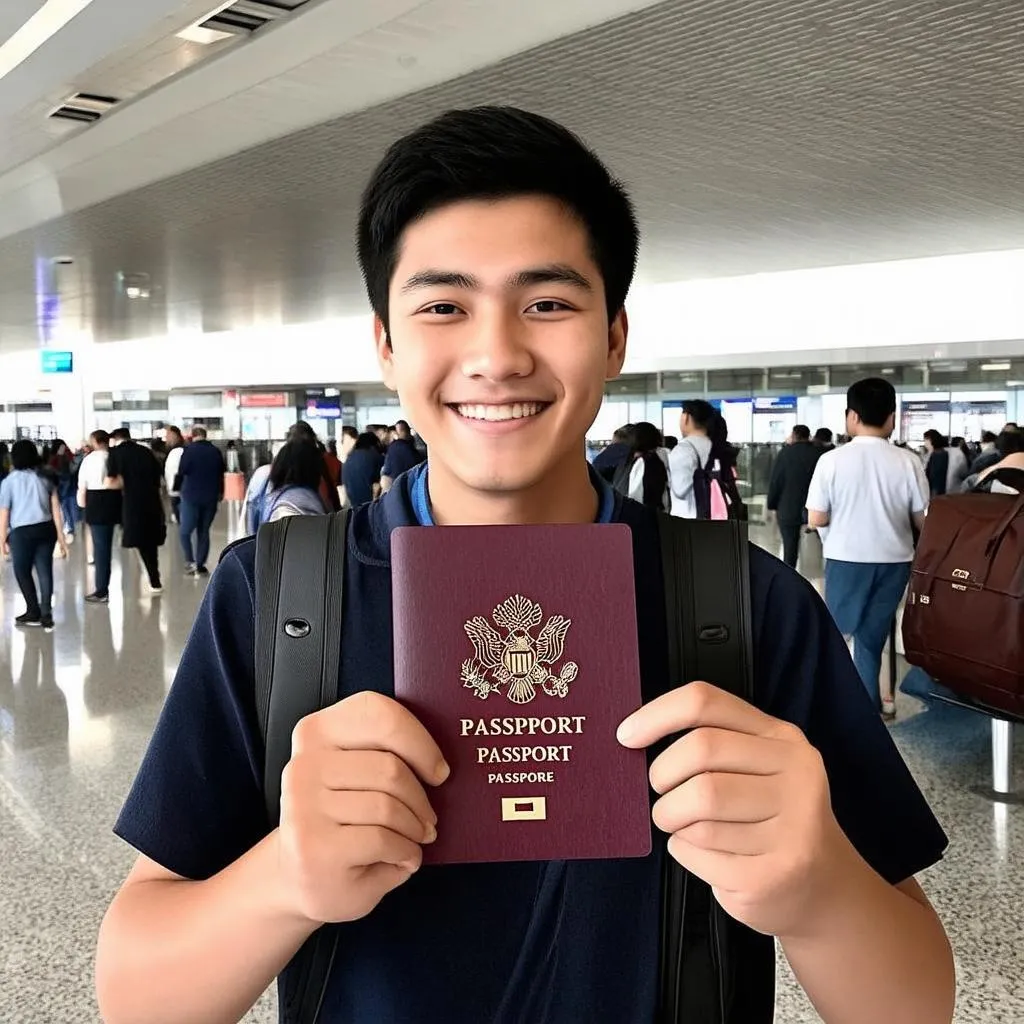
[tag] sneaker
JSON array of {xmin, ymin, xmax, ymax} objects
[
  {"xmin": 64, "ymin": 532, "xmax": 74, "ymax": 545},
  {"xmin": 184, "ymin": 563, "xmax": 198, "ymax": 577},
  {"xmin": 84, "ymin": 592, "xmax": 109, "ymax": 604},
  {"xmin": 881, "ymin": 697, "xmax": 897, "ymax": 721},
  {"xmin": 15, "ymin": 613, "xmax": 42, "ymax": 628},
  {"xmin": 87, "ymin": 557, "xmax": 95, "ymax": 566},
  {"xmin": 196, "ymin": 565, "xmax": 210, "ymax": 577},
  {"xmin": 147, "ymin": 584, "xmax": 164, "ymax": 596},
  {"xmin": 41, "ymin": 615, "xmax": 55, "ymax": 633}
]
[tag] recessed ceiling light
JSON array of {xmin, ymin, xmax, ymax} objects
[
  {"xmin": 0, "ymin": 0, "xmax": 94, "ymax": 82},
  {"xmin": 176, "ymin": 23, "xmax": 233, "ymax": 45}
]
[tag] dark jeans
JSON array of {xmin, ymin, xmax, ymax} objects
[
  {"xmin": 170, "ymin": 496, "xmax": 181, "ymax": 523},
  {"xmin": 138, "ymin": 545, "xmax": 161, "ymax": 589},
  {"xmin": 60, "ymin": 492, "xmax": 77, "ymax": 534},
  {"xmin": 778, "ymin": 520, "xmax": 802, "ymax": 569},
  {"xmin": 9, "ymin": 521, "xmax": 57, "ymax": 618},
  {"xmin": 180, "ymin": 499, "xmax": 219, "ymax": 568},
  {"xmin": 824, "ymin": 559, "xmax": 912, "ymax": 710},
  {"xmin": 90, "ymin": 523, "xmax": 115, "ymax": 598}
]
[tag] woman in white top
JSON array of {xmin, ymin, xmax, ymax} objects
[{"xmin": 77, "ymin": 430, "xmax": 122, "ymax": 603}]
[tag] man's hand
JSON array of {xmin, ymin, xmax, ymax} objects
[
  {"xmin": 617, "ymin": 681, "xmax": 851, "ymax": 938},
  {"xmin": 276, "ymin": 691, "xmax": 448, "ymax": 927},
  {"xmin": 57, "ymin": 537, "xmax": 69, "ymax": 559}
]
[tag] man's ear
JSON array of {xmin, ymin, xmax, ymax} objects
[
  {"xmin": 606, "ymin": 308, "xmax": 628, "ymax": 381},
  {"xmin": 374, "ymin": 316, "xmax": 398, "ymax": 392}
]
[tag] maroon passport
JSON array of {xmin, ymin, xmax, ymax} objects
[{"xmin": 392, "ymin": 524, "xmax": 651, "ymax": 865}]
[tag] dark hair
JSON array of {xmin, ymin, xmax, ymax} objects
[
  {"xmin": 287, "ymin": 421, "xmax": 318, "ymax": 444},
  {"xmin": 394, "ymin": 419, "xmax": 412, "ymax": 437},
  {"xmin": 793, "ymin": 424, "xmax": 811, "ymax": 442},
  {"xmin": 663, "ymin": 435, "xmax": 678, "ymax": 451},
  {"xmin": 846, "ymin": 378, "xmax": 896, "ymax": 429},
  {"xmin": 111, "ymin": 427, "xmax": 131, "ymax": 442},
  {"xmin": 357, "ymin": 106, "xmax": 639, "ymax": 334},
  {"xmin": 629, "ymin": 422, "xmax": 663, "ymax": 454},
  {"xmin": 191, "ymin": 425, "xmax": 208, "ymax": 440},
  {"xmin": 341, "ymin": 425, "xmax": 359, "ymax": 442},
  {"xmin": 12, "ymin": 439, "xmax": 41, "ymax": 470},
  {"xmin": 90, "ymin": 430, "xmax": 110, "ymax": 447},
  {"xmin": 612, "ymin": 424, "xmax": 634, "ymax": 444},
  {"xmin": 997, "ymin": 430, "xmax": 1024, "ymax": 456},
  {"xmin": 924, "ymin": 430, "xmax": 948, "ymax": 449},
  {"xmin": 681, "ymin": 399, "xmax": 717, "ymax": 430},
  {"xmin": 354, "ymin": 431, "xmax": 383, "ymax": 453},
  {"xmin": 815, "ymin": 428, "xmax": 834, "ymax": 444},
  {"xmin": 269, "ymin": 440, "xmax": 324, "ymax": 493},
  {"xmin": 981, "ymin": 430, "xmax": 998, "ymax": 445}
]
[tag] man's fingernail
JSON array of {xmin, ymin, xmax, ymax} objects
[
  {"xmin": 423, "ymin": 822, "xmax": 437, "ymax": 844},
  {"xmin": 435, "ymin": 760, "xmax": 451, "ymax": 783},
  {"xmin": 400, "ymin": 859, "xmax": 420, "ymax": 873},
  {"xmin": 616, "ymin": 719, "xmax": 635, "ymax": 744}
]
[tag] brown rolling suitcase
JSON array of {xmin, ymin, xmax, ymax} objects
[{"xmin": 903, "ymin": 468, "xmax": 1024, "ymax": 716}]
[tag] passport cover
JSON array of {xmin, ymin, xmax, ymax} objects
[{"xmin": 392, "ymin": 524, "xmax": 652, "ymax": 865}]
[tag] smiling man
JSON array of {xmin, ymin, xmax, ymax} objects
[{"xmin": 97, "ymin": 108, "xmax": 954, "ymax": 1024}]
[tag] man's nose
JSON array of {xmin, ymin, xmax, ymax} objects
[{"xmin": 460, "ymin": 310, "xmax": 535, "ymax": 381}]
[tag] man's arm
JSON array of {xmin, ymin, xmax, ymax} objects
[
  {"xmin": 766, "ymin": 451, "xmax": 784, "ymax": 512},
  {"xmin": 0, "ymin": 506, "xmax": 9, "ymax": 555},
  {"xmin": 668, "ymin": 443, "xmax": 696, "ymax": 500},
  {"xmin": 805, "ymin": 455, "xmax": 830, "ymax": 528},
  {"xmin": 617, "ymin": 683, "xmax": 954, "ymax": 1024}
]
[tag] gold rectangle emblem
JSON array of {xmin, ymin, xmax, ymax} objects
[{"xmin": 501, "ymin": 796, "xmax": 547, "ymax": 821}]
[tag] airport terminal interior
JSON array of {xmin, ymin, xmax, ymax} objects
[{"xmin": 2, "ymin": 1, "xmax": 1024, "ymax": 1021}]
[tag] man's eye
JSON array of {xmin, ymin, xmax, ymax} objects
[
  {"xmin": 423, "ymin": 303, "xmax": 461, "ymax": 316},
  {"xmin": 527, "ymin": 300, "xmax": 571, "ymax": 314}
]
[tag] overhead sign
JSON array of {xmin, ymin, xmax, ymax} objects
[
  {"xmin": 753, "ymin": 395, "xmax": 797, "ymax": 412},
  {"xmin": 239, "ymin": 392, "xmax": 288, "ymax": 408},
  {"xmin": 40, "ymin": 350, "xmax": 73, "ymax": 374}
]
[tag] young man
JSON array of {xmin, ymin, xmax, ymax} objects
[
  {"xmin": 97, "ymin": 108, "xmax": 954, "ymax": 1024},
  {"xmin": 380, "ymin": 419, "xmax": 425, "ymax": 492},
  {"xmin": 77, "ymin": 429, "xmax": 122, "ymax": 604},
  {"xmin": 766, "ymin": 423, "xmax": 822, "ymax": 569},
  {"xmin": 806, "ymin": 378, "xmax": 930, "ymax": 717},
  {"xmin": 176, "ymin": 425, "xmax": 226, "ymax": 577}
]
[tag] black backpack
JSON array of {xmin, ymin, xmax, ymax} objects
[{"xmin": 254, "ymin": 512, "xmax": 775, "ymax": 1024}]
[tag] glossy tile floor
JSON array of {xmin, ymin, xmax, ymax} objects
[{"xmin": 1, "ymin": 510, "xmax": 1021, "ymax": 1022}]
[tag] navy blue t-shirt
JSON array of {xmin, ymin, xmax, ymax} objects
[
  {"xmin": 114, "ymin": 467, "xmax": 947, "ymax": 1024},
  {"xmin": 342, "ymin": 448, "xmax": 382, "ymax": 508},
  {"xmin": 382, "ymin": 437, "xmax": 424, "ymax": 482},
  {"xmin": 178, "ymin": 441, "xmax": 226, "ymax": 505}
]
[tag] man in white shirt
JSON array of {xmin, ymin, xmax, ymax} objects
[
  {"xmin": 806, "ymin": 378, "xmax": 929, "ymax": 717},
  {"xmin": 163, "ymin": 426, "xmax": 186, "ymax": 524}
]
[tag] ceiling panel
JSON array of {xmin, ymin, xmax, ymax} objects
[{"xmin": 2, "ymin": 0, "xmax": 1024, "ymax": 351}]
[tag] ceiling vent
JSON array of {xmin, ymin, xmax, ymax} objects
[
  {"xmin": 200, "ymin": 0, "xmax": 310, "ymax": 36},
  {"xmin": 49, "ymin": 93, "xmax": 119, "ymax": 124}
]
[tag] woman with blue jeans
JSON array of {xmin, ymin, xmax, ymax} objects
[{"xmin": 0, "ymin": 440, "xmax": 68, "ymax": 630}]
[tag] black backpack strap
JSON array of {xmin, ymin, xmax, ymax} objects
[
  {"xmin": 656, "ymin": 515, "xmax": 775, "ymax": 1024},
  {"xmin": 255, "ymin": 510, "xmax": 350, "ymax": 1024}
]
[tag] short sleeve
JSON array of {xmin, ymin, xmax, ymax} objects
[
  {"xmin": 804, "ymin": 454, "xmax": 831, "ymax": 513},
  {"xmin": 382, "ymin": 446, "xmax": 397, "ymax": 478},
  {"xmin": 0, "ymin": 477, "xmax": 11, "ymax": 510},
  {"xmin": 908, "ymin": 455, "xmax": 929, "ymax": 514},
  {"xmin": 752, "ymin": 553, "xmax": 948, "ymax": 885},
  {"xmin": 113, "ymin": 544, "xmax": 268, "ymax": 880},
  {"xmin": 669, "ymin": 444, "xmax": 697, "ymax": 500}
]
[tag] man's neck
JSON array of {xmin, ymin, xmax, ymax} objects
[
  {"xmin": 853, "ymin": 427, "xmax": 891, "ymax": 440},
  {"xmin": 427, "ymin": 455, "xmax": 598, "ymax": 526}
]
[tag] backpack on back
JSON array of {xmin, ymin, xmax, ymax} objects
[
  {"xmin": 254, "ymin": 512, "xmax": 774, "ymax": 1024},
  {"xmin": 902, "ymin": 467, "xmax": 1024, "ymax": 716}
]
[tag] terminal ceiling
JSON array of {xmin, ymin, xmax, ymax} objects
[{"xmin": 1, "ymin": 0, "xmax": 1024, "ymax": 351}]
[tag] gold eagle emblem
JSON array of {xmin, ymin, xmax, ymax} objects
[{"xmin": 462, "ymin": 594, "xmax": 579, "ymax": 704}]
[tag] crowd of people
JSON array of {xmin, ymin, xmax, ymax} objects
[{"xmin": 0, "ymin": 419, "xmax": 428, "ymax": 630}]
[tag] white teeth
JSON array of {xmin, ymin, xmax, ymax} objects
[{"xmin": 455, "ymin": 402, "xmax": 543, "ymax": 422}]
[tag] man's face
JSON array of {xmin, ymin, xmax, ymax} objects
[
  {"xmin": 376, "ymin": 196, "xmax": 626, "ymax": 497},
  {"xmin": 341, "ymin": 433, "xmax": 357, "ymax": 456}
]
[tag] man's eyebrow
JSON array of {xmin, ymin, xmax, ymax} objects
[
  {"xmin": 506, "ymin": 265, "xmax": 594, "ymax": 291},
  {"xmin": 400, "ymin": 270, "xmax": 479, "ymax": 293}
]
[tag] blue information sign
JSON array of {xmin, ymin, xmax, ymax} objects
[{"xmin": 41, "ymin": 350, "xmax": 73, "ymax": 374}]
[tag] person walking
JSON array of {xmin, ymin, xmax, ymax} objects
[
  {"xmin": 48, "ymin": 439, "xmax": 79, "ymax": 544},
  {"xmin": 77, "ymin": 430, "xmax": 122, "ymax": 604},
  {"xmin": 163, "ymin": 426, "xmax": 186, "ymax": 525},
  {"xmin": 176, "ymin": 426, "xmax": 225, "ymax": 577},
  {"xmin": 106, "ymin": 428, "xmax": 166, "ymax": 595},
  {"xmin": 766, "ymin": 424, "xmax": 823, "ymax": 569},
  {"xmin": 0, "ymin": 440, "xmax": 68, "ymax": 630},
  {"xmin": 807, "ymin": 378, "xmax": 929, "ymax": 717}
]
